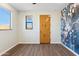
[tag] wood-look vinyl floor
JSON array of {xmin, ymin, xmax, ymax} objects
[{"xmin": 2, "ymin": 44, "xmax": 75, "ymax": 56}]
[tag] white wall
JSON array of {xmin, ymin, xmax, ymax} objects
[
  {"xmin": 0, "ymin": 4, "xmax": 18, "ymax": 55},
  {"xmin": 18, "ymin": 11, "xmax": 61, "ymax": 44}
]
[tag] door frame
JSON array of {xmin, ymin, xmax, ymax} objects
[{"xmin": 40, "ymin": 15, "xmax": 51, "ymax": 44}]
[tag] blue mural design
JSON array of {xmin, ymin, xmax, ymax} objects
[{"xmin": 61, "ymin": 3, "xmax": 79, "ymax": 54}]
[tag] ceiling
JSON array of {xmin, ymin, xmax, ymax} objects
[{"xmin": 10, "ymin": 3, "xmax": 68, "ymax": 11}]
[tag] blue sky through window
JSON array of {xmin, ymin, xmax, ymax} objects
[{"xmin": 0, "ymin": 7, "xmax": 11, "ymax": 25}]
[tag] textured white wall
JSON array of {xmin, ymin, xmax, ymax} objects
[
  {"xmin": 18, "ymin": 11, "xmax": 61, "ymax": 44},
  {"xmin": 0, "ymin": 4, "xmax": 18, "ymax": 55}
]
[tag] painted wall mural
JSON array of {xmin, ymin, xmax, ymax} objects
[{"xmin": 61, "ymin": 3, "xmax": 79, "ymax": 54}]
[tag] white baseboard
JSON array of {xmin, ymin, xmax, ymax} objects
[
  {"xmin": 61, "ymin": 43, "xmax": 79, "ymax": 56},
  {"xmin": 18, "ymin": 42, "xmax": 40, "ymax": 44},
  {"xmin": 0, "ymin": 43, "xmax": 18, "ymax": 56},
  {"xmin": 51, "ymin": 42, "xmax": 61, "ymax": 44},
  {"xmin": 19, "ymin": 42, "xmax": 61, "ymax": 44}
]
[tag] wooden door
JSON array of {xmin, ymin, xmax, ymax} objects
[{"xmin": 40, "ymin": 15, "xmax": 50, "ymax": 44}]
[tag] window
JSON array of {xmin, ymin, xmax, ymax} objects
[
  {"xmin": 25, "ymin": 15, "xmax": 33, "ymax": 30},
  {"xmin": 0, "ymin": 7, "xmax": 11, "ymax": 30}
]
